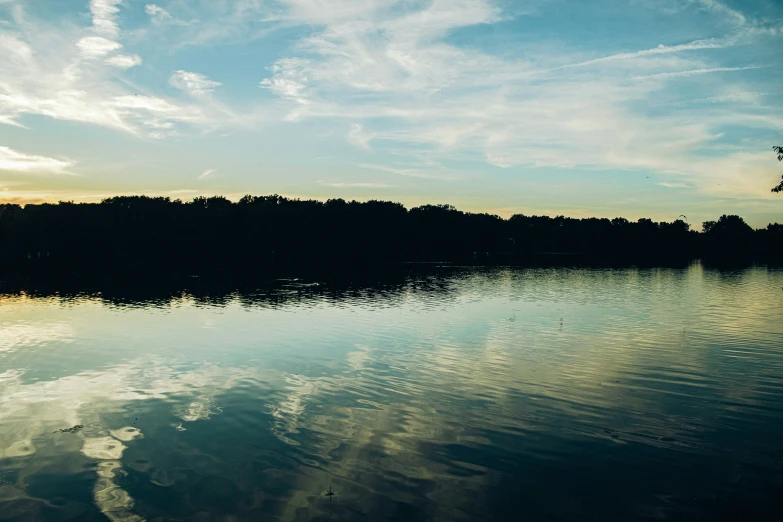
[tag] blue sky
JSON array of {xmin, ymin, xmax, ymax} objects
[{"xmin": 0, "ymin": 0, "xmax": 781, "ymax": 226}]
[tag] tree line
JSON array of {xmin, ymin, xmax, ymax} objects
[{"xmin": 1, "ymin": 195, "xmax": 780, "ymax": 275}]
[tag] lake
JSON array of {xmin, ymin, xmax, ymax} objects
[{"xmin": 1, "ymin": 264, "xmax": 782, "ymax": 521}]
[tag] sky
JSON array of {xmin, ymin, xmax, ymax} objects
[{"xmin": 0, "ymin": 0, "xmax": 781, "ymax": 227}]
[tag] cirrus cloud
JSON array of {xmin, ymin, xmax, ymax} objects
[
  {"xmin": 170, "ymin": 70, "xmax": 222, "ymax": 97},
  {"xmin": 105, "ymin": 53, "xmax": 142, "ymax": 69},
  {"xmin": 0, "ymin": 145, "xmax": 73, "ymax": 174},
  {"xmin": 76, "ymin": 36, "xmax": 121, "ymax": 58},
  {"xmin": 0, "ymin": 3, "xmax": 231, "ymax": 137},
  {"xmin": 255, "ymin": 0, "xmax": 782, "ymax": 199},
  {"xmin": 145, "ymin": 4, "xmax": 172, "ymax": 22}
]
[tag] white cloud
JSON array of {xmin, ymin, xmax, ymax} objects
[
  {"xmin": 170, "ymin": 70, "xmax": 222, "ymax": 96},
  {"xmin": 632, "ymin": 66, "xmax": 761, "ymax": 80},
  {"xmin": 0, "ymin": 116, "xmax": 26, "ymax": 129},
  {"xmin": 0, "ymin": 5, "xmax": 228, "ymax": 137},
  {"xmin": 0, "ymin": 32, "xmax": 33, "ymax": 64},
  {"xmin": 543, "ymin": 39, "xmax": 728, "ymax": 73},
  {"xmin": 145, "ymin": 4, "xmax": 172, "ymax": 22},
  {"xmin": 667, "ymin": 92, "xmax": 769, "ymax": 106},
  {"xmin": 139, "ymin": 1, "xmax": 277, "ymax": 49},
  {"xmin": 0, "ymin": 0, "xmax": 209, "ymax": 139},
  {"xmin": 89, "ymin": 0, "xmax": 122, "ymax": 39},
  {"xmin": 73, "ymin": 0, "xmax": 125, "ymax": 63},
  {"xmin": 260, "ymin": 59, "xmax": 312, "ymax": 106},
  {"xmin": 347, "ymin": 123, "xmax": 374, "ymax": 150},
  {"xmin": 105, "ymin": 53, "xmax": 142, "ymax": 69},
  {"xmin": 316, "ymin": 180, "xmax": 390, "ymax": 188},
  {"xmin": 659, "ymin": 182, "xmax": 690, "ymax": 188},
  {"xmin": 1, "ymin": 0, "xmax": 780, "ymax": 203},
  {"xmin": 0, "ymin": 1, "xmax": 203, "ymax": 136},
  {"xmin": 691, "ymin": 0, "xmax": 746, "ymax": 26},
  {"xmin": 197, "ymin": 168, "xmax": 215, "ymax": 179},
  {"xmin": 357, "ymin": 163, "xmax": 457, "ymax": 180},
  {"xmin": 253, "ymin": 0, "xmax": 782, "ymax": 199},
  {"xmin": 0, "ymin": 146, "xmax": 73, "ymax": 174},
  {"xmin": 76, "ymin": 36, "xmax": 122, "ymax": 58},
  {"xmin": 144, "ymin": 4, "xmax": 194, "ymax": 27}
]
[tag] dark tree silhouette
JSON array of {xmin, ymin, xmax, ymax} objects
[
  {"xmin": 701, "ymin": 215, "xmax": 759, "ymax": 264},
  {"xmin": 773, "ymin": 146, "xmax": 783, "ymax": 193},
  {"xmin": 0, "ymin": 196, "xmax": 780, "ymax": 278}
]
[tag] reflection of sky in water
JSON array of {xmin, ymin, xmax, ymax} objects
[{"xmin": 1, "ymin": 265, "xmax": 782, "ymax": 521}]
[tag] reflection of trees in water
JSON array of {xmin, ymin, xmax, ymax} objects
[
  {"xmin": 0, "ymin": 266, "xmax": 473, "ymax": 311},
  {"xmin": 4, "ymin": 259, "xmax": 776, "ymax": 313},
  {"xmin": 2, "ymin": 266, "xmax": 782, "ymax": 520}
]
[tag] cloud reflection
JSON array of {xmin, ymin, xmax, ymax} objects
[
  {"xmin": 0, "ymin": 266, "xmax": 781, "ymax": 520},
  {"xmin": 0, "ymin": 322, "xmax": 74, "ymax": 353},
  {"xmin": 0, "ymin": 359, "xmax": 268, "ymax": 520}
]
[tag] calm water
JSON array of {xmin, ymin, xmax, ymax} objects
[{"xmin": 1, "ymin": 264, "xmax": 783, "ymax": 521}]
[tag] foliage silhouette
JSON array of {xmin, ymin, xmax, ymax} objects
[
  {"xmin": 0, "ymin": 195, "xmax": 781, "ymax": 278},
  {"xmin": 773, "ymin": 146, "xmax": 783, "ymax": 193}
]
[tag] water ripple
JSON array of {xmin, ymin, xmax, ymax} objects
[{"xmin": 1, "ymin": 264, "xmax": 782, "ymax": 521}]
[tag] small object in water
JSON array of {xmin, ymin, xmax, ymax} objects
[
  {"xmin": 54, "ymin": 424, "xmax": 84, "ymax": 434},
  {"xmin": 322, "ymin": 484, "xmax": 338, "ymax": 502}
]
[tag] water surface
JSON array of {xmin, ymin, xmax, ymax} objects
[{"xmin": 1, "ymin": 264, "xmax": 782, "ymax": 521}]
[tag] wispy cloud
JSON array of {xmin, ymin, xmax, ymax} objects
[
  {"xmin": 89, "ymin": 0, "xmax": 122, "ymax": 39},
  {"xmin": 145, "ymin": 4, "xmax": 172, "ymax": 23},
  {"xmin": 347, "ymin": 124, "xmax": 375, "ymax": 150},
  {"xmin": 197, "ymin": 168, "xmax": 215, "ymax": 180},
  {"xmin": 544, "ymin": 39, "xmax": 728, "ymax": 73},
  {"xmin": 77, "ymin": 0, "xmax": 124, "ymax": 59},
  {"xmin": 691, "ymin": 0, "xmax": 746, "ymax": 26},
  {"xmin": 0, "ymin": 2, "xmax": 256, "ymax": 137},
  {"xmin": 252, "ymin": 0, "xmax": 781, "ymax": 198},
  {"xmin": 357, "ymin": 163, "xmax": 457, "ymax": 181},
  {"xmin": 136, "ymin": 0, "xmax": 280, "ymax": 50},
  {"xmin": 632, "ymin": 66, "xmax": 762, "ymax": 80},
  {"xmin": 105, "ymin": 53, "xmax": 142, "ymax": 69},
  {"xmin": 665, "ymin": 91, "xmax": 770, "ymax": 106},
  {"xmin": 658, "ymin": 182, "xmax": 690, "ymax": 188},
  {"xmin": 170, "ymin": 70, "xmax": 222, "ymax": 97},
  {"xmin": 0, "ymin": 3, "xmax": 216, "ymax": 137},
  {"xmin": 316, "ymin": 180, "xmax": 390, "ymax": 188},
  {"xmin": 144, "ymin": 4, "xmax": 194, "ymax": 27},
  {"xmin": 0, "ymin": 145, "xmax": 73, "ymax": 174},
  {"xmin": 76, "ymin": 36, "xmax": 122, "ymax": 58},
  {"xmin": 1, "ymin": 0, "xmax": 782, "ymax": 213}
]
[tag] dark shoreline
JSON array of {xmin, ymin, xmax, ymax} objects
[{"xmin": 2, "ymin": 196, "xmax": 780, "ymax": 280}]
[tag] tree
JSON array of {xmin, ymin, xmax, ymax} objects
[
  {"xmin": 773, "ymin": 146, "xmax": 783, "ymax": 193},
  {"xmin": 702, "ymin": 215, "xmax": 753, "ymax": 236},
  {"xmin": 701, "ymin": 215, "xmax": 756, "ymax": 262}
]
